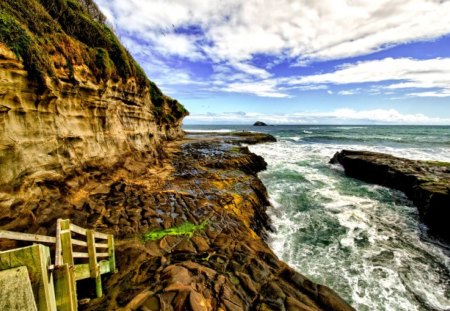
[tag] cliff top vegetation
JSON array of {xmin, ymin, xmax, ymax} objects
[{"xmin": 0, "ymin": 0, "xmax": 187, "ymax": 116}]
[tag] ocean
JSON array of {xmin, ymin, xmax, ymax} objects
[{"xmin": 184, "ymin": 125, "xmax": 450, "ymax": 311}]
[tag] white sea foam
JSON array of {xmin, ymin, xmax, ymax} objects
[
  {"xmin": 185, "ymin": 129, "xmax": 233, "ymax": 133},
  {"xmin": 249, "ymin": 139, "xmax": 450, "ymax": 311},
  {"xmin": 287, "ymin": 136, "xmax": 302, "ymax": 141},
  {"xmin": 334, "ymin": 126, "xmax": 368, "ymax": 130}
]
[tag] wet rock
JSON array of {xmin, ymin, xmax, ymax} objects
[
  {"xmin": 189, "ymin": 290, "xmax": 210, "ymax": 311},
  {"xmin": 174, "ymin": 239, "xmax": 197, "ymax": 253},
  {"xmin": 331, "ymin": 150, "xmax": 450, "ymax": 241},
  {"xmin": 0, "ymin": 132, "xmax": 354, "ymax": 311},
  {"xmin": 191, "ymin": 236, "xmax": 210, "ymax": 252}
]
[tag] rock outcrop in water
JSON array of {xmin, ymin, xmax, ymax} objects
[
  {"xmin": 330, "ymin": 150, "xmax": 450, "ymax": 241},
  {"xmin": 253, "ymin": 121, "xmax": 268, "ymax": 126}
]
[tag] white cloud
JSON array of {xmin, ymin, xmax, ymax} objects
[
  {"xmin": 95, "ymin": 0, "xmax": 450, "ymax": 97},
  {"xmin": 290, "ymin": 58, "xmax": 450, "ymax": 85},
  {"xmin": 156, "ymin": 34, "xmax": 204, "ymax": 60},
  {"xmin": 338, "ymin": 89, "xmax": 359, "ymax": 96},
  {"xmin": 185, "ymin": 108, "xmax": 450, "ymax": 125},
  {"xmin": 222, "ymin": 80, "xmax": 290, "ymax": 98},
  {"xmin": 408, "ymin": 90, "xmax": 450, "ymax": 98},
  {"xmin": 210, "ymin": 57, "xmax": 450, "ymax": 98},
  {"xmin": 229, "ymin": 62, "xmax": 272, "ymax": 79},
  {"xmin": 288, "ymin": 57, "xmax": 450, "ymax": 97}
]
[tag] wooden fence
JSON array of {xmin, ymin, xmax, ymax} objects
[{"xmin": 0, "ymin": 219, "xmax": 116, "ymax": 311}]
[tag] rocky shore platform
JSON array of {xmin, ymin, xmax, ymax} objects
[
  {"xmin": 88, "ymin": 132, "xmax": 353, "ymax": 311},
  {"xmin": 330, "ymin": 150, "xmax": 450, "ymax": 242},
  {"xmin": 1, "ymin": 132, "xmax": 354, "ymax": 310}
]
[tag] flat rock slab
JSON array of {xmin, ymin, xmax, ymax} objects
[
  {"xmin": 0, "ymin": 266, "xmax": 37, "ymax": 311},
  {"xmin": 330, "ymin": 150, "xmax": 450, "ymax": 241}
]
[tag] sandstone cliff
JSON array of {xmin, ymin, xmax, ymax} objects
[{"xmin": 0, "ymin": 0, "xmax": 187, "ymax": 192}]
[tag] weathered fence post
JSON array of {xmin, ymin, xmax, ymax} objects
[
  {"xmin": 59, "ymin": 219, "xmax": 77, "ymax": 309},
  {"xmin": 87, "ymin": 229, "xmax": 102, "ymax": 298},
  {"xmin": 0, "ymin": 219, "xmax": 116, "ymax": 308},
  {"xmin": 54, "ymin": 263, "xmax": 77, "ymax": 311},
  {"xmin": 107, "ymin": 235, "xmax": 116, "ymax": 273}
]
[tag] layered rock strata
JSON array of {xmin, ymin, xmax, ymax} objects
[
  {"xmin": 330, "ymin": 150, "xmax": 450, "ymax": 241},
  {"xmin": 0, "ymin": 0, "xmax": 188, "ymax": 238},
  {"xmin": 0, "ymin": 44, "xmax": 184, "ymax": 190},
  {"xmin": 0, "ymin": 0, "xmax": 187, "ymax": 192}
]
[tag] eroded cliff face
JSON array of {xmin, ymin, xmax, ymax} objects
[
  {"xmin": 0, "ymin": 0, "xmax": 187, "ymax": 193},
  {"xmin": 0, "ymin": 0, "xmax": 187, "ymax": 237},
  {"xmin": 0, "ymin": 45, "xmax": 183, "ymax": 190}
]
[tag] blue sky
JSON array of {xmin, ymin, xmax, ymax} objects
[{"xmin": 96, "ymin": 0, "xmax": 450, "ymax": 124}]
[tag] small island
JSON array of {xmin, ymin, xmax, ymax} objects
[{"xmin": 253, "ymin": 121, "xmax": 268, "ymax": 126}]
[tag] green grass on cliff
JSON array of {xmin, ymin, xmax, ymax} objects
[
  {"xmin": 426, "ymin": 161, "xmax": 450, "ymax": 167},
  {"xmin": 0, "ymin": 10, "xmax": 52, "ymax": 88},
  {"xmin": 143, "ymin": 220, "xmax": 209, "ymax": 241},
  {"xmin": 0, "ymin": 0, "xmax": 147, "ymax": 86},
  {"xmin": 0, "ymin": 0, "xmax": 188, "ymax": 119}
]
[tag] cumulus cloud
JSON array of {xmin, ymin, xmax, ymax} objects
[
  {"xmin": 222, "ymin": 80, "xmax": 289, "ymax": 98},
  {"xmin": 95, "ymin": 0, "xmax": 450, "ymax": 97},
  {"xmin": 292, "ymin": 58, "xmax": 450, "ymax": 85},
  {"xmin": 338, "ymin": 89, "xmax": 359, "ymax": 96},
  {"xmin": 287, "ymin": 57, "xmax": 450, "ymax": 97},
  {"xmin": 97, "ymin": 0, "xmax": 450, "ymax": 62},
  {"xmin": 408, "ymin": 90, "xmax": 450, "ymax": 98},
  {"xmin": 185, "ymin": 109, "xmax": 450, "ymax": 125}
]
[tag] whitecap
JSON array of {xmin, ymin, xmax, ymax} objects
[
  {"xmin": 185, "ymin": 129, "xmax": 233, "ymax": 133},
  {"xmin": 249, "ymin": 139, "xmax": 450, "ymax": 310}
]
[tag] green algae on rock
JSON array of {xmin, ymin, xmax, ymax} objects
[{"xmin": 143, "ymin": 220, "xmax": 209, "ymax": 241}]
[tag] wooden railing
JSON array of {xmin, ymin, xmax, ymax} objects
[{"xmin": 0, "ymin": 219, "xmax": 116, "ymax": 310}]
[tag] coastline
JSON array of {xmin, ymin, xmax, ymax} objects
[
  {"xmin": 331, "ymin": 150, "xmax": 450, "ymax": 242},
  {"xmin": 86, "ymin": 132, "xmax": 353, "ymax": 310},
  {"xmin": 0, "ymin": 131, "xmax": 354, "ymax": 310}
]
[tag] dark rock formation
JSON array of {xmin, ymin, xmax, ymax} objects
[
  {"xmin": 77, "ymin": 133, "xmax": 353, "ymax": 311},
  {"xmin": 253, "ymin": 121, "xmax": 268, "ymax": 126},
  {"xmin": 330, "ymin": 150, "xmax": 450, "ymax": 241},
  {"xmin": 187, "ymin": 131, "xmax": 277, "ymax": 145}
]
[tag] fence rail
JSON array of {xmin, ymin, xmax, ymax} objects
[
  {"xmin": 0, "ymin": 230, "xmax": 57, "ymax": 244},
  {"xmin": 0, "ymin": 219, "xmax": 116, "ymax": 311}
]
